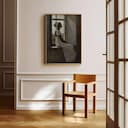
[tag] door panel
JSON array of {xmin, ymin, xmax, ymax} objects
[
  {"xmin": 106, "ymin": 0, "xmax": 115, "ymax": 127},
  {"xmin": 118, "ymin": 0, "xmax": 128, "ymax": 127},
  {"xmin": 107, "ymin": 0, "xmax": 128, "ymax": 127},
  {"xmin": 0, "ymin": 0, "xmax": 16, "ymax": 109}
]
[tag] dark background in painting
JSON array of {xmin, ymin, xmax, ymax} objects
[{"xmin": 46, "ymin": 15, "xmax": 81, "ymax": 63}]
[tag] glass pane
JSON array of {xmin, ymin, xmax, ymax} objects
[
  {"xmin": 119, "ymin": 62, "xmax": 124, "ymax": 96},
  {"xmin": 125, "ymin": 101, "xmax": 128, "ymax": 128},
  {"xmin": 109, "ymin": 34, "xmax": 114, "ymax": 61},
  {"xmin": 119, "ymin": 23, "xmax": 124, "ymax": 58},
  {"xmin": 109, "ymin": 0, "xmax": 114, "ymax": 31},
  {"xmin": 107, "ymin": 5, "xmax": 110, "ymax": 32},
  {"xmin": 107, "ymin": 35, "xmax": 109, "ymax": 61},
  {"xmin": 125, "ymin": 62, "xmax": 128, "ymax": 99},
  {"xmin": 107, "ymin": 91, "xmax": 110, "ymax": 115},
  {"xmin": 125, "ymin": 0, "xmax": 128, "ymax": 18},
  {"xmin": 125, "ymin": 21, "xmax": 128, "ymax": 58},
  {"xmin": 119, "ymin": 0, "xmax": 124, "ymax": 21},
  {"xmin": 107, "ymin": 64, "xmax": 110, "ymax": 89},
  {"xmin": 108, "ymin": 64, "xmax": 114, "ymax": 90},
  {"xmin": 118, "ymin": 97, "xmax": 124, "ymax": 128},
  {"xmin": 109, "ymin": 92, "xmax": 114, "ymax": 120}
]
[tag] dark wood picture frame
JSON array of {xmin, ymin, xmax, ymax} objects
[{"xmin": 44, "ymin": 14, "xmax": 81, "ymax": 64}]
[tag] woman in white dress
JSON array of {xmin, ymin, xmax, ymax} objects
[{"xmin": 53, "ymin": 22, "xmax": 76, "ymax": 62}]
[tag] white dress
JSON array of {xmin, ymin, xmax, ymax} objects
[{"xmin": 54, "ymin": 30, "xmax": 76, "ymax": 62}]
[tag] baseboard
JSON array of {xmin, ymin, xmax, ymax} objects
[{"xmin": 16, "ymin": 100, "xmax": 106, "ymax": 110}]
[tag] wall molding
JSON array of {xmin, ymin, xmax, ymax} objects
[
  {"xmin": 16, "ymin": 73, "xmax": 106, "ymax": 110},
  {"xmin": 17, "ymin": 72, "xmax": 106, "ymax": 76},
  {"xmin": 20, "ymin": 78, "xmax": 70, "ymax": 101},
  {"xmin": 17, "ymin": 73, "xmax": 106, "ymax": 82}
]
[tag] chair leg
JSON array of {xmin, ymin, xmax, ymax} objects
[
  {"xmin": 62, "ymin": 95, "xmax": 66, "ymax": 115},
  {"xmin": 73, "ymin": 97, "xmax": 76, "ymax": 112},
  {"xmin": 93, "ymin": 83, "xmax": 96, "ymax": 113},
  {"xmin": 73, "ymin": 82, "xmax": 76, "ymax": 112},
  {"xmin": 93, "ymin": 96, "xmax": 96, "ymax": 113},
  {"xmin": 62, "ymin": 83, "xmax": 66, "ymax": 115},
  {"xmin": 84, "ymin": 85, "xmax": 88, "ymax": 118}
]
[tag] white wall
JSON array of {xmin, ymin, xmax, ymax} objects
[{"xmin": 16, "ymin": 0, "xmax": 106, "ymax": 110}]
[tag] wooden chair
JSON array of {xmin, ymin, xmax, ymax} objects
[{"xmin": 62, "ymin": 74, "xmax": 96, "ymax": 118}]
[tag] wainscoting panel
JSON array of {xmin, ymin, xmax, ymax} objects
[
  {"xmin": 20, "ymin": 79, "xmax": 63, "ymax": 101},
  {"xmin": 16, "ymin": 74, "xmax": 106, "ymax": 110}
]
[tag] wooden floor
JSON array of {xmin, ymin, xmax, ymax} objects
[{"xmin": 0, "ymin": 110, "xmax": 106, "ymax": 128}]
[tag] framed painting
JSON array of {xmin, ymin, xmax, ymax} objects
[{"xmin": 45, "ymin": 14, "xmax": 81, "ymax": 63}]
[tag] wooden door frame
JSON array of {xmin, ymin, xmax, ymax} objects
[
  {"xmin": 106, "ymin": 0, "xmax": 119, "ymax": 127},
  {"xmin": 0, "ymin": 0, "xmax": 17, "ymax": 110}
]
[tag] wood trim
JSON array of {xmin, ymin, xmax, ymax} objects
[
  {"xmin": 106, "ymin": 0, "xmax": 128, "ymax": 127},
  {"xmin": 114, "ymin": 0, "xmax": 119, "ymax": 127},
  {"xmin": 106, "ymin": 0, "xmax": 108, "ymax": 126},
  {"xmin": 106, "ymin": 0, "xmax": 119, "ymax": 127},
  {"xmin": 64, "ymin": 91, "xmax": 96, "ymax": 97},
  {"xmin": 107, "ymin": 61, "xmax": 114, "ymax": 64},
  {"xmin": 119, "ymin": 17, "xmax": 128, "ymax": 24},
  {"xmin": 118, "ymin": 95, "xmax": 128, "ymax": 102},
  {"xmin": 64, "ymin": 93, "xmax": 85, "ymax": 98},
  {"xmin": 84, "ymin": 84, "xmax": 88, "ymax": 118},
  {"xmin": 118, "ymin": 59, "xmax": 128, "ymax": 61},
  {"xmin": 124, "ymin": 2, "xmax": 126, "ymax": 125},
  {"xmin": 107, "ymin": 31, "xmax": 115, "ymax": 35},
  {"xmin": 93, "ymin": 83, "xmax": 96, "ymax": 113},
  {"xmin": 62, "ymin": 82, "xmax": 65, "ymax": 115},
  {"xmin": 106, "ymin": 115, "xmax": 115, "ymax": 128},
  {"xmin": 107, "ymin": 88, "xmax": 114, "ymax": 93},
  {"xmin": 0, "ymin": 66, "xmax": 14, "ymax": 68},
  {"xmin": 73, "ymin": 77, "xmax": 76, "ymax": 111}
]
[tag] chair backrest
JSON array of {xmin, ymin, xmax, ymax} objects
[{"xmin": 73, "ymin": 74, "xmax": 96, "ymax": 83}]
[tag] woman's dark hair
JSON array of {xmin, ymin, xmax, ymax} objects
[{"xmin": 54, "ymin": 22, "xmax": 62, "ymax": 28}]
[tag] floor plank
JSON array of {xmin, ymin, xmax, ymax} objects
[{"xmin": 0, "ymin": 110, "xmax": 106, "ymax": 128}]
